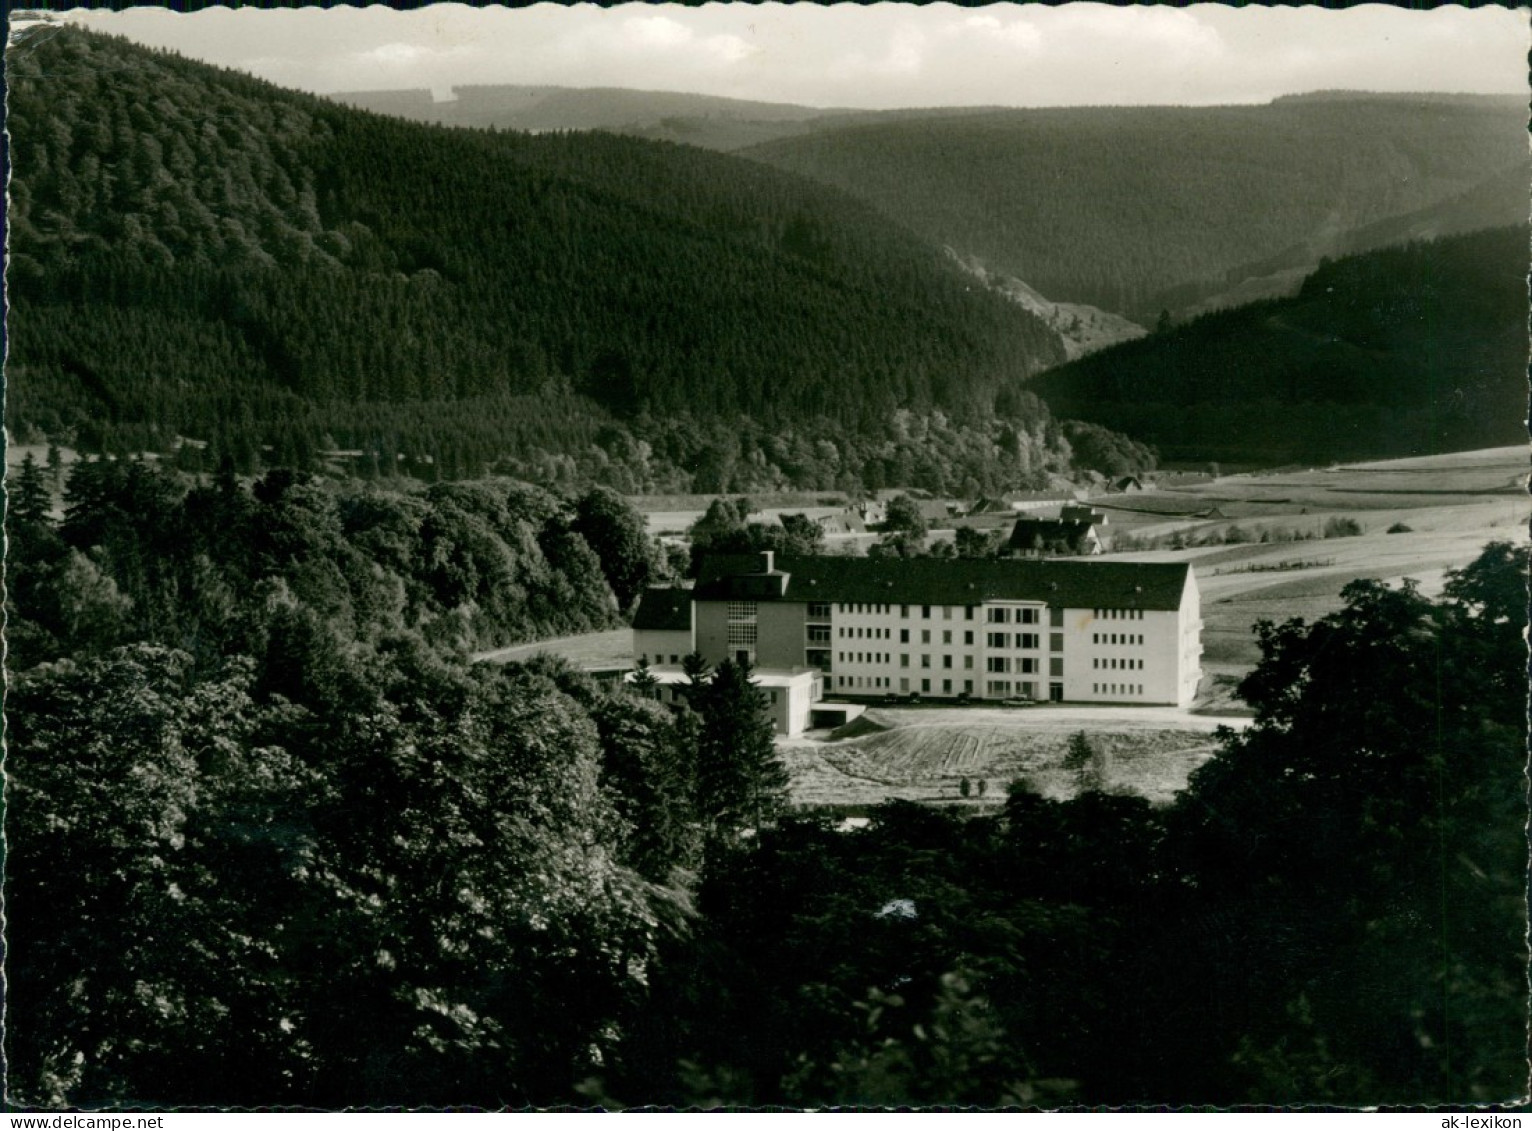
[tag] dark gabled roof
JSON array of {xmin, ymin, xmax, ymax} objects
[
  {"xmin": 1008, "ymin": 518, "xmax": 1098, "ymax": 550},
  {"xmin": 695, "ymin": 554, "xmax": 1191, "ymax": 611},
  {"xmin": 632, "ymin": 587, "xmax": 693, "ymax": 632}
]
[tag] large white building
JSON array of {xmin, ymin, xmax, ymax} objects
[{"xmin": 674, "ymin": 551, "xmax": 1202, "ymax": 707}]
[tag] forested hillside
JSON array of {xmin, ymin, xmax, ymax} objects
[
  {"xmin": 741, "ymin": 96, "xmax": 1528, "ymax": 318},
  {"xmin": 6, "ymin": 28, "xmax": 1081, "ymax": 494},
  {"xmin": 4, "ymin": 458, "xmax": 781, "ymax": 1106},
  {"xmin": 1027, "ymin": 227, "xmax": 1530, "ymax": 465}
]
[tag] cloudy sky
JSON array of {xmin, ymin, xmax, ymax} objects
[{"xmin": 60, "ymin": 3, "xmax": 1530, "ymax": 109}]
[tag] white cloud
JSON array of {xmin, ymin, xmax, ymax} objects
[
  {"xmin": 356, "ymin": 42, "xmax": 430, "ymax": 68},
  {"xmin": 623, "ymin": 15, "xmax": 694, "ymax": 52},
  {"xmin": 701, "ymin": 33, "xmax": 756, "ymax": 67},
  {"xmin": 832, "ymin": 23, "xmax": 928, "ymax": 81},
  {"xmin": 63, "ymin": 2, "xmax": 1529, "ymax": 109},
  {"xmin": 948, "ymin": 12, "xmax": 1044, "ymax": 55},
  {"xmin": 1048, "ymin": 4, "xmax": 1226, "ymax": 61}
]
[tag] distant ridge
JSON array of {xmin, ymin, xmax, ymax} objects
[
  {"xmin": 1270, "ymin": 89, "xmax": 1529, "ymax": 107},
  {"xmin": 1027, "ymin": 226, "xmax": 1529, "ymax": 465},
  {"xmin": 333, "ymin": 83, "xmax": 847, "ymax": 150},
  {"xmin": 740, "ymin": 96, "xmax": 1529, "ymax": 318}
]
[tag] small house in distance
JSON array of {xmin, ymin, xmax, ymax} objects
[
  {"xmin": 633, "ymin": 586, "xmax": 692, "ymax": 667},
  {"xmin": 811, "ymin": 510, "xmax": 867, "ymax": 536},
  {"xmin": 915, "ymin": 499, "xmax": 955, "ymax": 527},
  {"xmin": 1008, "ymin": 516, "xmax": 1103, "ymax": 557}
]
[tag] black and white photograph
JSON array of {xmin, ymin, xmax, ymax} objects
[{"xmin": 3, "ymin": 0, "xmax": 1529, "ymax": 1112}]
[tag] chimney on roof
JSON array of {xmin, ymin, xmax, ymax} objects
[{"xmin": 758, "ymin": 550, "xmax": 775, "ymax": 574}]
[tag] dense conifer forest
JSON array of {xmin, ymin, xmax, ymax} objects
[
  {"xmin": 6, "ymin": 27, "xmax": 1104, "ymax": 494},
  {"xmin": 742, "ymin": 95, "xmax": 1528, "ymax": 317},
  {"xmin": 1028, "ymin": 226, "xmax": 1530, "ymax": 464}
]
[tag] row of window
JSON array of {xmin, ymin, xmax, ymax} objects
[
  {"xmin": 1094, "ymin": 683, "xmax": 1144, "ymax": 696},
  {"xmin": 1093, "ymin": 632, "xmax": 1144, "ymax": 646},
  {"xmin": 837, "ymin": 602, "xmax": 978, "ymax": 620},
  {"xmin": 986, "ymin": 680, "xmax": 1040, "ymax": 697},
  {"xmin": 986, "ymin": 657, "xmax": 1042, "ymax": 674},
  {"xmin": 830, "ymin": 675, "xmax": 981, "ymax": 695},
  {"xmin": 841, "ymin": 675, "xmax": 895, "ymax": 689},
  {"xmin": 1095, "ymin": 608, "xmax": 1144, "ymax": 621},
  {"xmin": 832, "ymin": 603, "xmax": 1069, "ymax": 624},
  {"xmin": 980, "ymin": 652, "xmax": 1041, "ymax": 668},
  {"xmin": 638, "ymin": 654, "xmax": 683, "ymax": 666},
  {"xmin": 986, "ymin": 607, "xmax": 1045, "ymax": 625},
  {"xmin": 986, "ymin": 632, "xmax": 1041, "ymax": 650},
  {"xmin": 830, "ymin": 627, "xmax": 1058, "ymax": 650},
  {"xmin": 1094, "ymin": 657, "xmax": 1143, "ymax": 670},
  {"xmin": 833, "ymin": 646, "xmax": 1072, "ymax": 674}
]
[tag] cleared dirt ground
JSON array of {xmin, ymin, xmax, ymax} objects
[{"xmin": 782, "ymin": 704, "xmax": 1248, "ymax": 810}]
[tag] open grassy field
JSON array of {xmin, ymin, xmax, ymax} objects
[
  {"xmin": 475, "ymin": 628, "xmax": 634, "ymax": 667},
  {"xmin": 1099, "ymin": 447, "xmax": 1526, "ymax": 675}
]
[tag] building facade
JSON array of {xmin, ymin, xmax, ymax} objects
[
  {"xmin": 689, "ymin": 552, "xmax": 1202, "ymax": 707},
  {"xmin": 633, "ymin": 586, "xmax": 693, "ymax": 666},
  {"xmin": 628, "ymin": 666, "xmax": 822, "ymax": 737}
]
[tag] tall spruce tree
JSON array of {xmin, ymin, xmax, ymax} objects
[
  {"xmin": 10, "ymin": 453, "xmax": 53, "ymax": 526},
  {"xmin": 693, "ymin": 657, "xmax": 789, "ymax": 839}
]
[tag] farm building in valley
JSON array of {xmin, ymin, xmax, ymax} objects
[
  {"xmin": 1007, "ymin": 516, "xmax": 1104, "ymax": 556},
  {"xmin": 639, "ymin": 551, "xmax": 1202, "ymax": 708}
]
